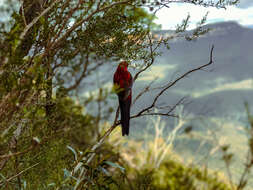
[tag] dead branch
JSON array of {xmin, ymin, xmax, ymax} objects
[
  {"xmin": 81, "ymin": 45, "xmax": 214, "ymax": 177},
  {"xmin": 132, "ymin": 79, "xmax": 158, "ymax": 105},
  {"xmin": 65, "ymin": 54, "xmax": 89, "ymax": 91},
  {"xmin": 131, "ymin": 97, "xmax": 187, "ymax": 119},
  {"xmin": 134, "ymin": 45, "xmax": 214, "ymax": 118}
]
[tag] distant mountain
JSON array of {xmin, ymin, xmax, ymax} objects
[
  {"xmin": 79, "ymin": 21, "xmax": 253, "ymax": 185},
  {"xmin": 130, "ymin": 21, "xmax": 253, "ymax": 187},
  {"xmin": 81, "ymin": 21, "xmax": 253, "ymax": 128},
  {"xmin": 90, "ymin": 21, "xmax": 253, "ymax": 126},
  {"xmin": 144, "ymin": 21, "xmax": 253, "ymax": 118}
]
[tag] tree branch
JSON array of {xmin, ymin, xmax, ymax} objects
[
  {"xmin": 135, "ymin": 45, "xmax": 214, "ymax": 117},
  {"xmin": 51, "ymin": 0, "xmax": 132, "ymax": 50},
  {"xmin": 18, "ymin": 0, "xmax": 61, "ymax": 47},
  {"xmin": 0, "ymin": 163, "xmax": 39, "ymax": 186},
  {"xmin": 81, "ymin": 45, "xmax": 214, "ymax": 176},
  {"xmin": 0, "ymin": 138, "xmax": 40, "ymax": 160}
]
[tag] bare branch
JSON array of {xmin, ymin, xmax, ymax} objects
[
  {"xmin": 19, "ymin": 0, "xmax": 61, "ymax": 45},
  {"xmin": 20, "ymin": 1, "xmax": 27, "ymax": 26},
  {"xmin": 0, "ymin": 142, "xmax": 38, "ymax": 160},
  {"xmin": 132, "ymin": 78, "xmax": 158, "ymax": 105},
  {"xmin": 81, "ymin": 43, "xmax": 214, "ymax": 174},
  {"xmin": 52, "ymin": 0, "xmax": 82, "ymax": 44},
  {"xmin": 65, "ymin": 54, "xmax": 89, "ymax": 91},
  {"xmin": 133, "ymin": 33, "xmax": 154, "ymax": 81},
  {"xmin": 0, "ymin": 163, "xmax": 39, "ymax": 186},
  {"xmin": 132, "ymin": 96, "xmax": 186, "ymax": 119},
  {"xmin": 135, "ymin": 45, "xmax": 214, "ymax": 117},
  {"xmin": 144, "ymin": 0, "xmax": 233, "ymax": 10}
]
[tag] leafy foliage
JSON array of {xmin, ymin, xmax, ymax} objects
[{"xmin": 0, "ymin": 0, "xmax": 242, "ymax": 189}]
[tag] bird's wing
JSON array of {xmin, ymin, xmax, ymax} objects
[
  {"xmin": 122, "ymin": 73, "xmax": 132, "ymax": 101},
  {"xmin": 114, "ymin": 70, "xmax": 133, "ymax": 100}
]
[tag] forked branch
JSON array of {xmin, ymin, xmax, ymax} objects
[{"xmin": 82, "ymin": 44, "xmax": 214, "ymax": 170}]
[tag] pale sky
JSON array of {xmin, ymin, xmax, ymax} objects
[{"xmin": 154, "ymin": 1, "xmax": 253, "ymax": 30}]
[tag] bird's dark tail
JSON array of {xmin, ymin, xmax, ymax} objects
[{"xmin": 119, "ymin": 98, "xmax": 131, "ymax": 136}]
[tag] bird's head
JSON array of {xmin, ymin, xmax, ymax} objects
[{"xmin": 118, "ymin": 61, "xmax": 129, "ymax": 70}]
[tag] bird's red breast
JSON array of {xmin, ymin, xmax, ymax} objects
[{"xmin": 113, "ymin": 61, "xmax": 132, "ymax": 96}]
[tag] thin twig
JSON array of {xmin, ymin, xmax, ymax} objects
[
  {"xmin": 0, "ymin": 163, "xmax": 39, "ymax": 186},
  {"xmin": 19, "ymin": 0, "xmax": 61, "ymax": 43},
  {"xmin": 135, "ymin": 45, "xmax": 214, "ymax": 117},
  {"xmin": 51, "ymin": 0, "xmax": 132, "ymax": 50},
  {"xmin": 83, "ymin": 45, "xmax": 214, "ymax": 170},
  {"xmin": 20, "ymin": 1, "xmax": 27, "ymax": 26},
  {"xmin": 0, "ymin": 145, "xmax": 33, "ymax": 160}
]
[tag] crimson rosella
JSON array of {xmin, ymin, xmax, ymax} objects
[{"xmin": 113, "ymin": 61, "xmax": 133, "ymax": 136}]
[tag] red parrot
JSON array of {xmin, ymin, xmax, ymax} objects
[{"xmin": 113, "ymin": 61, "xmax": 133, "ymax": 136}]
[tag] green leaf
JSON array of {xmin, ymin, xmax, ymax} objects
[
  {"xmin": 0, "ymin": 173, "xmax": 6, "ymax": 180},
  {"xmin": 104, "ymin": 161, "xmax": 125, "ymax": 173},
  {"xmin": 67, "ymin": 145, "xmax": 78, "ymax": 161},
  {"xmin": 47, "ymin": 183, "xmax": 55, "ymax": 187}
]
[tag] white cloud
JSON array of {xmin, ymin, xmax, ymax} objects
[
  {"xmin": 155, "ymin": 3, "xmax": 253, "ymax": 29},
  {"xmin": 138, "ymin": 64, "xmax": 176, "ymax": 81},
  {"xmin": 173, "ymin": 78, "xmax": 253, "ymax": 98},
  {"xmin": 192, "ymin": 79, "xmax": 253, "ymax": 98}
]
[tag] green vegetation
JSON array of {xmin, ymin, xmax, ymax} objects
[{"xmin": 0, "ymin": 0, "xmax": 248, "ymax": 190}]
